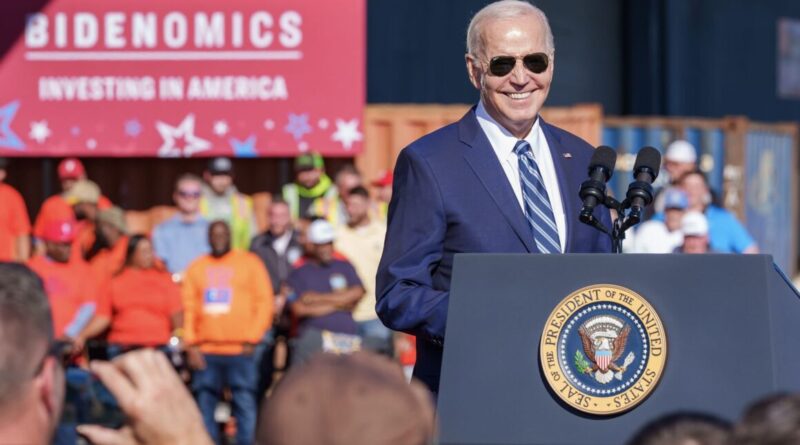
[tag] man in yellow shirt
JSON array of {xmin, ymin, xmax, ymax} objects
[
  {"xmin": 335, "ymin": 186, "xmax": 392, "ymax": 355},
  {"xmin": 182, "ymin": 220, "xmax": 273, "ymax": 445},
  {"xmin": 200, "ymin": 158, "xmax": 256, "ymax": 250}
]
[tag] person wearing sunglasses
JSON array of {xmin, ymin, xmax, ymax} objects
[
  {"xmin": 376, "ymin": 0, "xmax": 612, "ymax": 395},
  {"xmin": 152, "ymin": 173, "xmax": 211, "ymax": 282},
  {"xmin": 0, "ymin": 263, "xmax": 65, "ymax": 445}
]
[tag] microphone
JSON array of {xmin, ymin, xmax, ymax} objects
[
  {"xmin": 579, "ymin": 146, "xmax": 617, "ymax": 224},
  {"xmin": 623, "ymin": 146, "xmax": 661, "ymax": 227}
]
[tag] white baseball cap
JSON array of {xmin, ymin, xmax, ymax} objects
[
  {"xmin": 681, "ymin": 211, "xmax": 708, "ymax": 237},
  {"xmin": 665, "ymin": 140, "xmax": 698, "ymax": 164},
  {"xmin": 308, "ymin": 219, "xmax": 336, "ymax": 244}
]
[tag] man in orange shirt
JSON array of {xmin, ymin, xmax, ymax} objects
[
  {"xmin": 33, "ymin": 158, "xmax": 110, "ymax": 248},
  {"xmin": 0, "ymin": 158, "xmax": 30, "ymax": 261},
  {"xmin": 27, "ymin": 219, "xmax": 100, "ymax": 349},
  {"xmin": 182, "ymin": 220, "xmax": 273, "ymax": 445}
]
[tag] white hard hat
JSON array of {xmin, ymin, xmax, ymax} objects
[
  {"xmin": 681, "ymin": 211, "xmax": 708, "ymax": 236},
  {"xmin": 665, "ymin": 140, "xmax": 698, "ymax": 164},
  {"xmin": 308, "ymin": 219, "xmax": 336, "ymax": 244}
]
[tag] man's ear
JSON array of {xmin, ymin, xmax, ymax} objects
[
  {"xmin": 465, "ymin": 54, "xmax": 482, "ymax": 90},
  {"xmin": 36, "ymin": 357, "xmax": 63, "ymax": 420}
]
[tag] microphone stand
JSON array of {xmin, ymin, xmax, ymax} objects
[
  {"xmin": 579, "ymin": 148, "xmax": 660, "ymax": 254},
  {"xmin": 606, "ymin": 196, "xmax": 626, "ymax": 254},
  {"xmin": 578, "ymin": 194, "xmax": 633, "ymax": 254}
]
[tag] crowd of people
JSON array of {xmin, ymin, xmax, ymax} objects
[
  {"xmin": 0, "ymin": 152, "xmax": 411, "ymax": 444},
  {"xmin": 0, "ymin": 262, "xmax": 435, "ymax": 445}
]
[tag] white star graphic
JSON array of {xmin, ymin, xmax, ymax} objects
[
  {"xmin": 155, "ymin": 114, "xmax": 210, "ymax": 158},
  {"xmin": 331, "ymin": 118, "xmax": 362, "ymax": 150},
  {"xmin": 213, "ymin": 120, "xmax": 229, "ymax": 137},
  {"xmin": 29, "ymin": 120, "xmax": 51, "ymax": 144}
]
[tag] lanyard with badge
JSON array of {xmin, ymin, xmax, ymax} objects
[{"xmin": 203, "ymin": 266, "xmax": 234, "ymax": 314}]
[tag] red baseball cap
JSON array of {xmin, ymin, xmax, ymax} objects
[
  {"xmin": 42, "ymin": 219, "xmax": 77, "ymax": 243},
  {"xmin": 58, "ymin": 158, "xmax": 86, "ymax": 180},
  {"xmin": 371, "ymin": 170, "xmax": 393, "ymax": 187}
]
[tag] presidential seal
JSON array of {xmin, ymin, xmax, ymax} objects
[{"xmin": 540, "ymin": 285, "xmax": 667, "ymax": 415}]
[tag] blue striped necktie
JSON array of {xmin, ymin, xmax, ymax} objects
[{"xmin": 513, "ymin": 140, "xmax": 562, "ymax": 253}]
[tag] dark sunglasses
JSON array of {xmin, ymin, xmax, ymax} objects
[
  {"xmin": 488, "ymin": 52, "xmax": 549, "ymax": 76},
  {"xmin": 177, "ymin": 190, "xmax": 201, "ymax": 199}
]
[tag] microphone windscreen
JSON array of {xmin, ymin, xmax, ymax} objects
[
  {"xmin": 589, "ymin": 146, "xmax": 618, "ymax": 179},
  {"xmin": 633, "ymin": 146, "xmax": 662, "ymax": 180}
]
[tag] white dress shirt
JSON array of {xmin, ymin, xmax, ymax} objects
[
  {"xmin": 475, "ymin": 101, "xmax": 567, "ymax": 252},
  {"xmin": 271, "ymin": 230, "xmax": 293, "ymax": 256}
]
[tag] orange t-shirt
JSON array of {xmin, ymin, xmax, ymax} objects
[
  {"xmin": 182, "ymin": 250, "xmax": 273, "ymax": 355},
  {"xmin": 90, "ymin": 236, "xmax": 129, "ymax": 284},
  {"xmin": 0, "ymin": 183, "xmax": 31, "ymax": 261},
  {"xmin": 97, "ymin": 268, "xmax": 181, "ymax": 346},
  {"xmin": 28, "ymin": 255, "xmax": 98, "ymax": 338}
]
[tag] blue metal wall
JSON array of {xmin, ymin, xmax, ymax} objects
[
  {"xmin": 601, "ymin": 125, "xmax": 724, "ymax": 200},
  {"xmin": 745, "ymin": 131, "xmax": 795, "ymax": 272}
]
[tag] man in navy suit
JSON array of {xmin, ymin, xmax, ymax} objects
[{"xmin": 376, "ymin": 0, "xmax": 613, "ymax": 394}]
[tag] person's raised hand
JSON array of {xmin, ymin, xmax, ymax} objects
[{"xmin": 76, "ymin": 349, "xmax": 212, "ymax": 445}]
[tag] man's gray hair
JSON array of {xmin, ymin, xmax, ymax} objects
[
  {"xmin": 0, "ymin": 263, "xmax": 53, "ymax": 406},
  {"xmin": 466, "ymin": 0, "xmax": 555, "ymax": 58}
]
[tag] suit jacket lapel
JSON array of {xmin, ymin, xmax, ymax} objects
[
  {"xmin": 458, "ymin": 109, "xmax": 536, "ymax": 253},
  {"xmin": 540, "ymin": 119, "xmax": 577, "ymax": 253}
]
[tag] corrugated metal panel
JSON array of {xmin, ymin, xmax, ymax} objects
[
  {"xmin": 644, "ymin": 125, "xmax": 670, "ymax": 197},
  {"xmin": 609, "ymin": 126, "xmax": 645, "ymax": 199},
  {"xmin": 356, "ymin": 103, "xmax": 604, "ymax": 188},
  {"xmin": 644, "ymin": 126, "xmax": 669, "ymax": 151},
  {"xmin": 601, "ymin": 127, "xmax": 621, "ymax": 198},
  {"xmin": 701, "ymin": 129, "xmax": 725, "ymax": 195},
  {"xmin": 745, "ymin": 131, "xmax": 794, "ymax": 272}
]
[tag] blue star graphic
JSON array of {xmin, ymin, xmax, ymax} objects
[
  {"xmin": 0, "ymin": 101, "xmax": 25, "ymax": 150},
  {"xmin": 284, "ymin": 113, "xmax": 311, "ymax": 141},
  {"xmin": 229, "ymin": 135, "xmax": 258, "ymax": 157},
  {"xmin": 125, "ymin": 119, "xmax": 142, "ymax": 137}
]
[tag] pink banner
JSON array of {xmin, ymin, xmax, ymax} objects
[{"xmin": 0, "ymin": 0, "xmax": 365, "ymax": 157}]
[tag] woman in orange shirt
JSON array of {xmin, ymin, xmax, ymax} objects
[{"xmin": 89, "ymin": 235, "xmax": 183, "ymax": 357}]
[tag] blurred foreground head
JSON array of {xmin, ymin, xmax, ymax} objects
[
  {"xmin": 627, "ymin": 412, "xmax": 730, "ymax": 445},
  {"xmin": 0, "ymin": 263, "xmax": 63, "ymax": 445},
  {"xmin": 257, "ymin": 351, "xmax": 436, "ymax": 445},
  {"xmin": 731, "ymin": 393, "xmax": 800, "ymax": 445}
]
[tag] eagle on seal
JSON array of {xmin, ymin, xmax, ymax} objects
[{"xmin": 578, "ymin": 316, "xmax": 632, "ymax": 384}]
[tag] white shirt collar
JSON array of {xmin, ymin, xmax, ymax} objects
[{"xmin": 476, "ymin": 100, "xmax": 541, "ymax": 158}]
